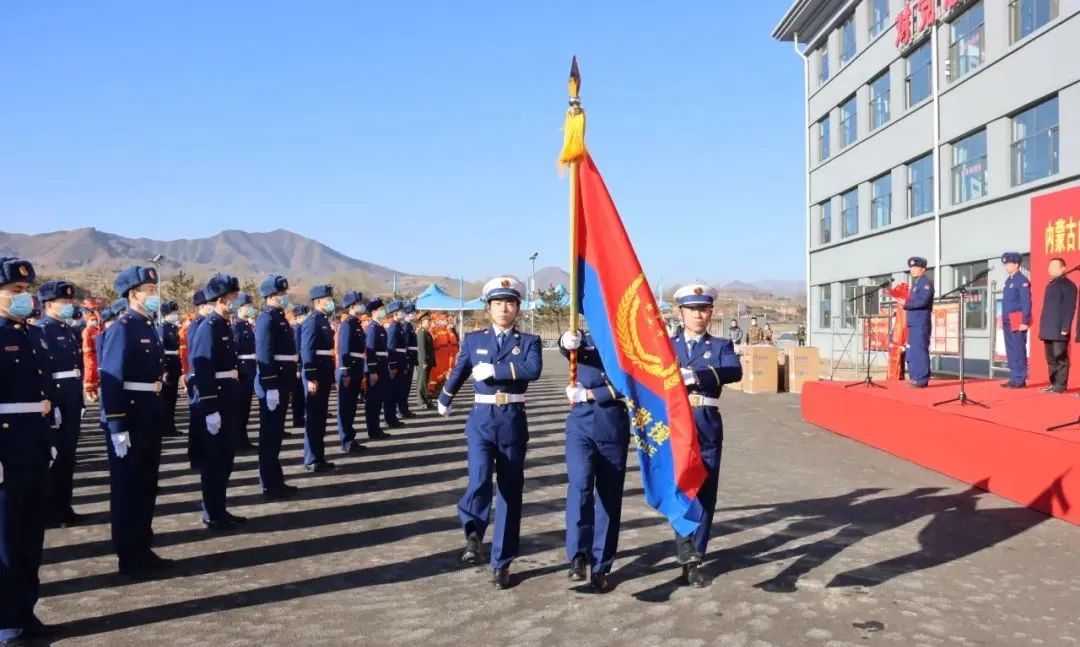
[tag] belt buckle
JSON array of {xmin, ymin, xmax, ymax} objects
[
  {"xmin": 688, "ymin": 394, "xmax": 703, "ymax": 407},
  {"xmin": 494, "ymin": 392, "xmax": 509, "ymax": 406}
]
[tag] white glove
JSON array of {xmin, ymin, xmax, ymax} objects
[
  {"xmin": 471, "ymin": 363, "xmax": 495, "ymax": 382},
  {"xmin": 111, "ymin": 432, "xmax": 131, "ymax": 458},
  {"xmin": 560, "ymin": 330, "xmax": 582, "ymax": 350},
  {"xmin": 566, "ymin": 383, "xmax": 589, "ymax": 403},
  {"xmin": 267, "ymin": 389, "xmax": 280, "ymax": 412},
  {"xmin": 50, "ymin": 446, "xmax": 58, "ymax": 468},
  {"xmin": 0, "ymin": 461, "xmax": 4, "ymax": 486},
  {"xmin": 54, "ymin": 407, "xmax": 62, "ymax": 428},
  {"xmin": 438, "ymin": 402, "xmax": 450, "ymax": 417},
  {"xmin": 681, "ymin": 368, "xmax": 697, "ymax": 386},
  {"xmin": 206, "ymin": 412, "xmax": 222, "ymax": 436}
]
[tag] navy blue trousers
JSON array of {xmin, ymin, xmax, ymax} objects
[{"xmin": 565, "ymin": 427, "xmax": 628, "ymax": 574}]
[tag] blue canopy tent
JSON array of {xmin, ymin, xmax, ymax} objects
[{"xmin": 414, "ymin": 283, "xmax": 482, "ymax": 311}]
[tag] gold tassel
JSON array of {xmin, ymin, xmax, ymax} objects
[{"xmin": 558, "ymin": 106, "xmax": 587, "ymax": 167}]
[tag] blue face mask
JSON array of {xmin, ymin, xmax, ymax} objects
[
  {"xmin": 143, "ymin": 295, "xmax": 161, "ymax": 313},
  {"xmin": 6, "ymin": 292, "xmax": 34, "ymax": 319},
  {"xmin": 225, "ymin": 301, "xmax": 238, "ymax": 314},
  {"xmin": 323, "ymin": 300, "xmax": 336, "ymax": 314},
  {"xmin": 58, "ymin": 303, "xmax": 75, "ymax": 319},
  {"xmin": 278, "ymin": 295, "xmax": 291, "ymax": 309}
]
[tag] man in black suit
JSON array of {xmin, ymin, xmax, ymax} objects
[{"xmin": 1039, "ymin": 257, "xmax": 1077, "ymax": 393}]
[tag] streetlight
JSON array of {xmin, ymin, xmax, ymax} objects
[{"xmin": 529, "ymin": 252, "xmax": 539, "ymax": 333}]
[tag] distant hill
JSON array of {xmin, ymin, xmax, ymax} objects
[
  {"xmin": 0, "ymin": 227, "xmax": 479, "ymax": 298},
  {"xmin": 533, "ymin": 266, "xmax": 571, "ymax": 290}
]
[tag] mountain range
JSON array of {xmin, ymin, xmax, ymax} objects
[{"xmin": 0, "ymin": 227, "xmax": 804, "ymax": 301}]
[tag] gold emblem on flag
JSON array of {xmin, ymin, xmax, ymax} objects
[{"xmin": 616, "ymin": 274, "xmax": 680, "ymax": 390}]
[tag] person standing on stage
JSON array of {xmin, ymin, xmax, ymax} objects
[
  {"xmin": 1039, "ymin": 258, "xmax": 1076, "ymax": 394},
  {"xmin": 1001, "ymin": 252, "xmax": 1032, "ymax": 389},
  {"xmin": 904, "ymin": 257, "xmax": 934, "ymax": 388}
]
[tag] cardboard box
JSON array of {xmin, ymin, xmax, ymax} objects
[
  {"xmin": 744, "ymin": 346, "xmax": 779, "ymax": 394},
  {"xmin": 787, "ymin": 347, "xmax": 821, "ymax": 393},
  {"xmin": 727, "ymin": 355, "xmax": 746, "ymax": 391}
]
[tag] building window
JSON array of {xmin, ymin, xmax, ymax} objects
[
  {"xmin": 907, "ymin": 153, "xmax": 934, "ymax": 218},
  {"xmin": 906, "ymin": 41, "xmax": 932, "ymax": 107},
  {"xmin": 819, "ymin": 115, "xmax": 831, "ymax": 161},
  {"xmin": 949, "ymin": 2, "xmax": 985, "ymax": 81},
  {"xmin": 840, "ymin": 280, "xmax": 857, "ymax": 328},
  {"xmin": 818, "ymin": 46, "xmax": 830, "ymax": 85},
  {"xmin": 952, "ymin": 261, "xmax": 990, "ymax": 329},
  {"xmin": 866, "ymin": 274, "xmax": 893, "ymax": 315},
  {"xmin": 869, "ymin": 0, "xmax": 889, "ymax": 38},
  {"xmin": 1010, "ymin": 0, "xmax": 1058, "ymax": 43},
  {"xmin": 819, "ymin": 284, "xmax": 832, "ymax": 328},
  {"xmin": 952, "ymin": 130, "xmax": 988, "ymax": 204},
  {"xmin": 869, "ymin": 70, "xmax": 890, "ymax": 130},
  {"xmin": 840, "ymin": 96, "xmax": 857, "ymax": 148},
  {"xmin": 841, "ymin": 15, "xmax": 856, "ymax": 64},
  {"xmin": 820, "ymin": 201, "xmax": 832, "ymax": 245},
  {"xmin": 871, "ymin": 174, "xmax": 892, "ymax": 229},
  {"xmin": 841, "ymin": 188, "xmax": 859, "ymax": 238},
  {"xmin": 1012, "ymin": 96, "xmax": 1059, "ymax": 186}
]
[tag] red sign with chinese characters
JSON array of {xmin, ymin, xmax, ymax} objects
[
  {"xmin": 895, "ymin": 0, "xmax": 973, "ymax": 50},
  {"xmin": 1030, "ymin": 186, "xmax": 1080, "ymax": 387}
]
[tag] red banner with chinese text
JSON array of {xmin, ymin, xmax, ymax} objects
[{"xmin": 1030, "ymin": 186, "xmax": 1080, "ymax": 387}]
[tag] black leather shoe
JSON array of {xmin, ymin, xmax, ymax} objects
[
  {"xmin": 147, "ymin": 552, "xmax": 176, "ymax": 570},
  {"xmin": 590, "ymin": 572, "xmax": 612, "ymax": 593},
  {"xmin": 371, "ymin": 432, "xmax": 393, "ymax": 440},
  {"xmin": 461, "ymin": 533, "xmax": 482, "ymax": 565},
  {"xmin": 304, "ymin": 461, "xmax": 336, "ymax": 473},
  {"xmin": 1041, "ymin": 385, "xmax": 1056, "ymax": 392},
  {"xmin": 492, "ymin": 566, "xmax": 511, "ymax": 590},
  {"xmin": 342, "ymin": 444, "xmax": 368, "ymax": 454},
  {"xmin": 202, "ymin": 518, "xmax": 241, "ymax": 532},
  {"xmin": 567, "ymin": 555, "xmax": 587, "ymax": 582},
  {"xmin": 683, "ymin": 563, "xmax": 708, "ymax": 588},
  {"xmin": 387, "ymin": 421, "xmax": 406, "ymax": 429},
  {"xmin": 263, "ymin": 485, "xmax": 299, "ymax": 499}
]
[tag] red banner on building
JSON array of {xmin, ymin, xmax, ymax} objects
[{"xmin": 1030, "ymin": 186, "xmax": 1080, "ymax": 387}]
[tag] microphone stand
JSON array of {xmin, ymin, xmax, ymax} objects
[
  {"xmin": 845, "ymin": 281, "xmax": 892, "ymax": 390},
  {"xmin": 934, "ymin": 268, "xmax": 991, "ymax": 409},
  {"xmin": 1045, "ymin": 263, "xmax": 1080, "ymax": 431}
]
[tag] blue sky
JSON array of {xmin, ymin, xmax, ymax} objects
[{"xmin": 0, "ymin": 1, "xmax": 804, "ymax": 285}]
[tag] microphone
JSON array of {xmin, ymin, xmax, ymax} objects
[{"xmin": 879, "ymin": 278, "xmax": 893, "ymax": 288}]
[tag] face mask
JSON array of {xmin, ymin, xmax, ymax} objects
[
  {"xmin": 277, "ymin": 295, "xmax": 290, "ymax": 309},
  {"xmin": 225, "ymin": 301, "xmax": 238, "ymax": 314},
  {"xmin": 6, "ymin": 292, "xmax": 34, "ymax": 319},
  {"xmin": 58, "ymin": 303, "xmax": 75, "ymax": 319},
  {"xmin": 143, "ymin": 295, "xmax": 161, "ymax": 313},
  {"xmin": 166, "ymin": 314, "xmax": 180, "ymax": 324},
  {"xmin": 296, "ymin": 316, "xmax": 307, "ymax": 325},
  {"xmin": 323, "ymin": 300, "xmax": 336, "ymax": 314}
]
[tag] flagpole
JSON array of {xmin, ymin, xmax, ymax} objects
[{"xmin": 560, "ymin": 56, "xmax": 586, "ymax": 387}]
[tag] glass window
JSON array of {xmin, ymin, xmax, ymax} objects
[
  {"xmin": 952, "ymin": 130, "xmax": 988, "ymax": 204},
  {"xmin": 1012, "ymin": 96, "xmax": 1059, "ymax": 185},
  {"xmin": 952, "ymin": 260, "xmax": 990, "ymax": 329},
  {"xmin": 841, "ymin": 15, "xmax": 856, "ymax": 63},
  {"xmin": 869, "ymin": 0, "xmax": 889, "ymax": 38},
  {"xmin": 840, "ymin": 96, "xmax": 857, "ymax": 148},
  {"xmin": 869, "ymin": 70, "xmax": 890, "ymax": 130},
  {"xmin": 819, "ymin": 284, "xmax": 832, "ymax": 328},
  {"xmin": 819, "ymin": 115, "xmax": 831, "ymax": 161},
  {"xmin": 871, "ymin": 174, "xmax": 892, "ymax": 229},
  {"xmin": 1011, "ymin": 0, "xmax": 1058, "ymax": 43},
  {"xmin": 840, "ymin": 280, "xmax": 858, "ymax": 328},
  {"xmin": 818, "ymin": 46, "xmax": 830, "ymax": 85},
  {"xmin": 907, "ymin": 153, "xmax": 934, "ymax": 218},
  {"xmin": 906, "ymin": 42, "xmax": 932, "ymax": 107},
  {"xmin": 841, "ymin": 188, "xmax": 859, "ymax": 238},
  {"xmin": 949, "ymin": 2, "xmax": 985, "ymax": 81},
  {"xmin": 820, "ymin": 200, "xmax": 832, "ymax": 245},
  {"xmin": 866, "ymin": 274, "xmax": 893, "ymax": 315}
]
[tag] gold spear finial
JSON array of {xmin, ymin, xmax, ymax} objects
[{"xmin": 558, "ymin": 56, "xmax": 586, "ymax": 167}]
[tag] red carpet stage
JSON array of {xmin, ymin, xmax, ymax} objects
[{"xmin": 802, "ymin": 379, "xmax": 1078, "ymax": 524}]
